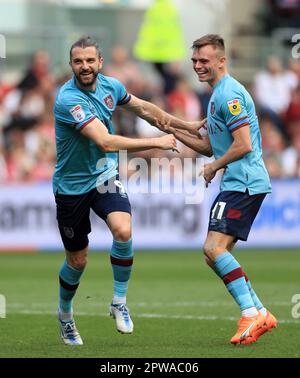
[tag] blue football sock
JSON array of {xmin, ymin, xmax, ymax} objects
[
  {"xmin": 214, "ymin": 252, "xmax": 255, "ymax": 311},
  {"xmin": 59, "ymin": 259, "xmax": 84, "ymax": 314},
  {"xmin": 244, "ymin": 274, "xmax": 264, "ymax": 311},
  {"xmin": 110, "ymin": 239, "xmax": 133, "ymax": 300}
]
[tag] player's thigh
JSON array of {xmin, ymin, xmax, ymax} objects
[
  {"xmin": 208, "ymin": 190, "xmax": 266, "ymax": 244},
  {"xmin": 106, "ymin": 211, "xmax": 132, "ymax": 241},
  {"xmin": 91, "ymin": 176, "xmax": 132, "ymax": 241},
  {"xmin": 203, "ymin": 231, "xmax": 236, "ymax": 261},
  {"xmin": 55, "ymin": 192, "xmax": 92, "ymax": 252}
]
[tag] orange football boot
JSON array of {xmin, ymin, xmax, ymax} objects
[
  {"xmin": 230, "ymin": 312, "xmax": 265, "ymax": 345},
  {"xmin": 255, "ymin": 310, "xmax": 278, "ymax": 339}
]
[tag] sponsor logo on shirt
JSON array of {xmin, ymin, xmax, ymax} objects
[
  {"xmin": 227, "ymin": 99, "xmax": 241, "ymax": 115},
  {"xmin": 69, "ymin": 104, "xmax": 86, "ymax": 122},
  {"xmin": 104, "ymin": 94, "xmax": 114, "ymax": 109},
  {"xmin": 90, "ymin": 105, "xmax": 96, "ymax": 114},
  {"xmin": 210, "ymin": 101, "xmax": 215, "ymax": 115}
]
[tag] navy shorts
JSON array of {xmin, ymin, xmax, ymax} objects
[
  {"xmin": 208, "ymin": 190, "xmax": 267, "ymax": 242},
  {"xmin": 55, "ymin": 176, "xmax": 131, "ymax": 252}
]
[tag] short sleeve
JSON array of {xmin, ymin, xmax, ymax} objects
[
  {"xmin": 55, "ymin": 93, "xmax": 96, "ymax": 131},
  {"xmin": 220, "ymin": 93, "xmax": 250, "ymax": 133},
  {"xmin": 114, "ymin": 79, "xmax": 131, "ymax": 106}
]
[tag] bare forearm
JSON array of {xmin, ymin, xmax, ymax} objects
[
  {"xmin": 81, "ymin": 118, "xmax": 177, "ymax": 153},
  {"xmin": 130, "ymin": 99, "xmax": 195, "ymax": 133},
  {"xmin": 212, "ymin": 142, "xmax": 251, "ymax": 171},
  {"xmin": 174, "ymin": 130, "xmax": 213, "ymax": 157},
  {"xmin": 101, "ymin": 134, "xmax": 160, "ymax": 152}
]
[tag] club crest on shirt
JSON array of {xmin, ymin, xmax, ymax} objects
[
  {"xmin": 63, "ymin": 227, "xmax": 74, "ymax": 239},
  {"xmin": 210, "ymin": 101, "xmax": 215, "ymax": 115},
  {"xmin": 227, "ymin": 99, "xmax": 241, "ymax": 115},
  {"xmin": 69, "ymin": 104, "xmax": 86, "ymax": 122},
  {"xmin": 104, "ymin": 94, "xmax": 114, "ymax": 109}
]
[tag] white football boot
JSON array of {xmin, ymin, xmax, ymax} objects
[
  {"xmin": 109, "ymin": 303, "xmax": 134, "ymax": 334},
  {"xmin": 58, "ymin": 311, "xmax": 83, "ymax": 345}
]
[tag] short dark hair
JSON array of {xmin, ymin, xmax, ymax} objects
[
  {"xmin": 69, "ymin": 36, "xmax": 102, "ymax": 60},
  {"xmin": 192, "ymin": 34, "xmax": 225, "ymax": 53}
]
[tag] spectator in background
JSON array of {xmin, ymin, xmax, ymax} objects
[
  {"xmin": 261, "ymin": 0, "xmax": 300, "ymax": 33},
  {"xmin": 3, "ymin": 85, "xmax": 46, "ymax": 134},
  {"xmin": 104, "ymin": 45, "xmax": 145, "ymax": 96},
  {"xmin": 285, "ymin": 83, "xmax": 300, "ymax": 137},
  {"xmin": 260, "ymin": 118, "xmax": 287, "ymax": 177},
  {"xmin": 5, "ymin": 129, "xmax": 35, "ymax": 182},
  {"xmin": 25, "ymin": 110, "xmax": 55, "ymax": 181},
  {"xmin": 254, "ymin": 56, "xmax": 298, "ymax": 139},
  {"xmin": 18, "ymin": 50, "xmax": 50, "ymax": 91},
  {"xmin": 0, "ymin": 146, "xmax": 8, "ymax": 182},
  {"xmin": 153, "ymin": 61, "xmax": 182, "ymax": 95},
  {"xmin": 167, "ymin": 77, "xmax": 202, "ymax": 121},
  {"xmin": 287, "ymin": 58, "xmax": 300, "ymax": 85},
  {"xmin": 271, "ymin": 0, "xmax": 300, "ymax": 28},
  {"xmin": 0, "ymin": 79, "xmax": 13, "ymax": 104},
  {"xmin": 1, "ymin": 49, "xmax": 55, "ymax": 182},
  {"xmin": 2, "ymin": 80, "xmax": 48, "ymax": 143},
  {"xmin": 2, "ymin": 50, "xmax": 54, "ymax": 144},
  {"xmin": 283, "ymin": 132, "xmax": 300, "ymax": 177}
]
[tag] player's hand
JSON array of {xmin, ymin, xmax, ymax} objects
[
  {"xmin": 157, "ymin": 134, "xmax": 179, "ymax": 153},
  {"xmin": 154, "ymin": 117, "xmax": 173, "ymax": 134},
  {"xmin": 186, "ymin": 118, "xmax": 207, "ymax": 136},
  {"xmin": 201, "ymin": 163, "xmax": 217, "ymax": 187}
]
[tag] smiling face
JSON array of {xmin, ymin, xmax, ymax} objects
[
  {"xmin": 191, "ymin": 44, "xmax": 226, "ymax": 87},
  {"xmin": 70, "ymin": 46, "xmax": 103, "ymax": 90}
]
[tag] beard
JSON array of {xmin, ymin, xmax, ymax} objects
[
  {"xmin": 75, "ymin": 69, "xmax": 98, "ymax": 87},
  {"xmin": 197, "ymin": 68, "xmax": 215, "ymax": 83}
]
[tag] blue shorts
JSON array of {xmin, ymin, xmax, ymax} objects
[
  {"xmin": 55, "ymin": 176, "xmax": 131, "ymax": 252},
  {"xmin": 208, "ymin": 190, "xmax": 267, "ymax": 242}
]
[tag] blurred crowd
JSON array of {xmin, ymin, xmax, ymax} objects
[
  {"xmin": 1, "ymin": 46, "xmax": 300, "ymax": 184},
  {"xmin": 259, "ymin": 0, "xmax": 300, "ymax": 34}
]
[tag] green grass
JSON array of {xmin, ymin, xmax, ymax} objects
[{"xmin": 0, "ymin": 250, "xmax": 299, "ymax": 358}]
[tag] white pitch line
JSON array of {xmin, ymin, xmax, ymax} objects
[
  {"xmin": 6, "ymin": 309, "xmax": 300, "ymax": 324},
  {"xmin": 7, "ymin": 300, "xmax": 294, "ymax": 309}
]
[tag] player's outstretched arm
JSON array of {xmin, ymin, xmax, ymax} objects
[
  {"xmin": 153, "ymin": 118, "xmax": 212, "ymax": 157},
  {"xmin": 122, "ymin": 95, "xmax": 204, "ymax": 136},
  {"xmin": 80, "ymin": 117, "xmax": 178, "ymax": 153},
  {"xmin": 173, "ymin": 129, "xmax": 213, "ymax": 157}
]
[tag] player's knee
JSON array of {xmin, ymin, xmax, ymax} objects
[
  {"xmin": 113, "ymin": 226, "xmax": 131, "ymax": 242},
  {"xmin": 67, "ymin": 254, "xmax": 88, "ymax": 271},
  {"xmin": 203, "ymin": 241, "xmax": 223, "ymax": 261}
]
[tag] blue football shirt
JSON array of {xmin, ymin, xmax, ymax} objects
[
  {"xmin": 53, "ymin": 74, "xmax": 130, "ymax": 195},
  {"xmin": 207, "ymin": 74, "xmax": 271, "ymax": 194}
]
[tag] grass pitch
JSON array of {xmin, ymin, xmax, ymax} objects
[{"xmin": 0, "ymin": 249, "xmax": 299, "ymax": 358}]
